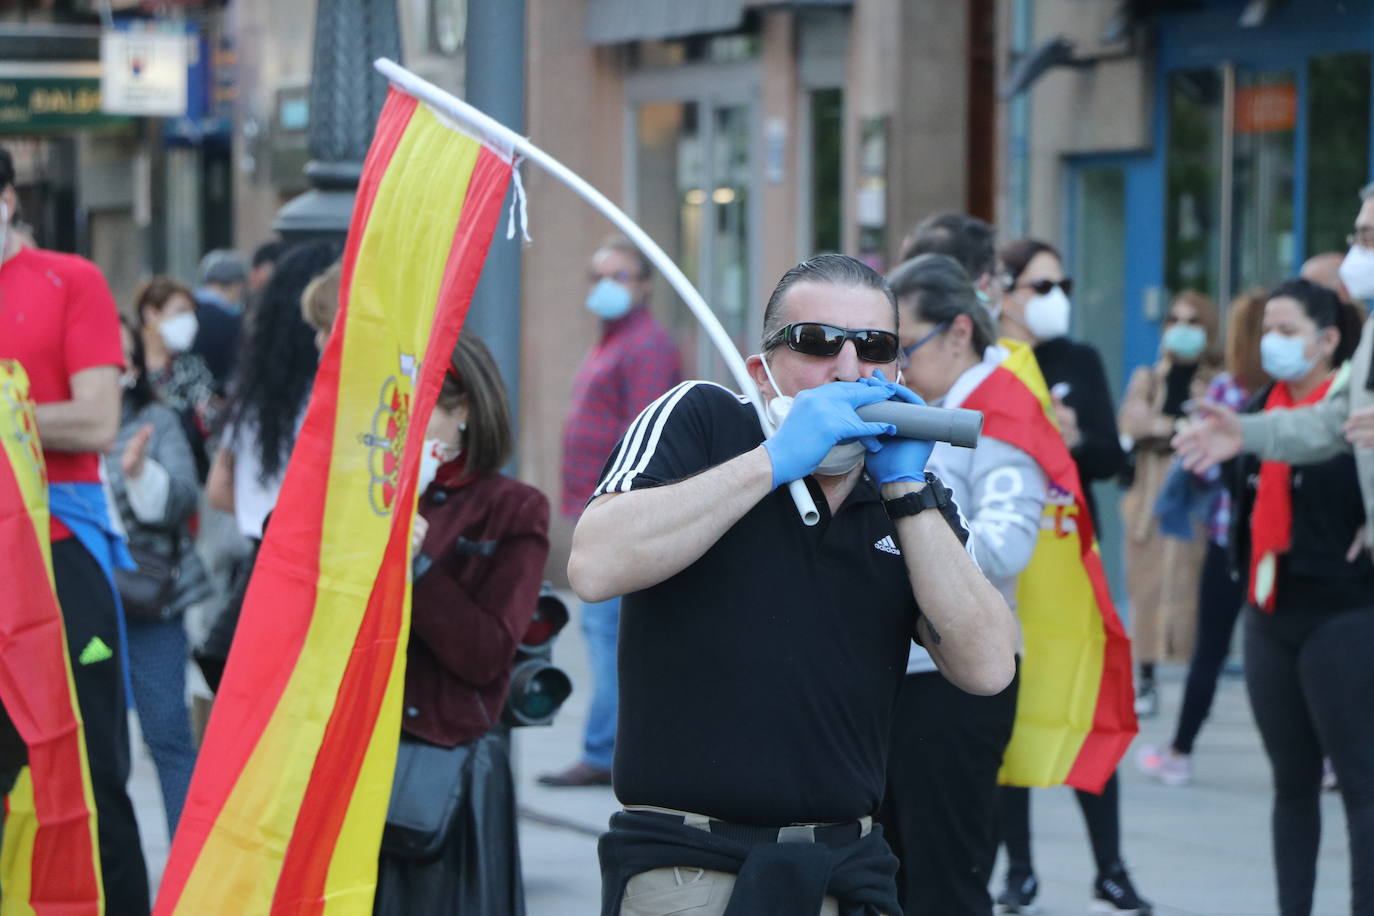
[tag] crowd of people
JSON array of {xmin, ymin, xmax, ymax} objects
[{"xmin": 3, "ymin": 126, "xmax": 1373, "ymax": 916}]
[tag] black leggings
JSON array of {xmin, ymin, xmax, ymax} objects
[
  {"xmin": 1172, "ymin": 541, "xmax": 1245, "ymax": 754},
  {"xmin": 1244, "ymin": 606, "xmax": 1374, "ymax": 916},
  {"xmin": 52, "ymin": 539, "xmax": 150, "ymax": 915},
  {"xmin": 1000, "ymin": 772, "xmax": 1122, "ymax": 878}
]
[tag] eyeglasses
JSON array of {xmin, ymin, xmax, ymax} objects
[
  {"xmin": 764, "ymin": 322, "xmax": 900, "ymax": 363},
  {"xmin": 588, "ymin": 269, "xmax": 637, "ymax": 285},
  {"xmin": 1347, "ymin": 228, "xmax": 1374, "ymax": 249},
  {"xmin": 1017, "ymin": 277, "xmax": 1073, "ymax": 297},
  {"xmin": 898, "ymin": 320, "xmax": 951, "ymax": 369}
]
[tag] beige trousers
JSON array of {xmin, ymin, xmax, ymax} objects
[
  {"xmin": 619, "ymin": 866, "xmax": 843, "ymax": 916},
  {"xmin": 1121, "ymin": 457, "xmax": 1207, "ymax": 665}
]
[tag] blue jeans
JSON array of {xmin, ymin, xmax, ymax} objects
[
  {"xmin": 127, "ymin": 617, "xmax": 198, "ymax": 836},
  {"xmin": 580, "ymin": 596, "xmax": 620, "ymax": 770}
]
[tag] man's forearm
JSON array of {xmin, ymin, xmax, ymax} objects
[
  {"xmin": 888, "ymin": 484, "xmax": 1016, "ymax": 696},
  {"xmin": 1239, "ymin": 394, "xmax": 1348, "ymax": 466},
  {"xmin": 34, "ymin": 398, "xmax": 119, "ymax": 453},
  {"xmin": 568, "ymin": 446, "xmax": 773, "ymax": 601}
]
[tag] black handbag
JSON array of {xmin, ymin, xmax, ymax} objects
[
  {"xmin": 115, "ymin": 536, "xmax": 180, "ymax": 622},
  {"xmin": 381, "ymin": 733, "xmax": 474, "ymax": 862}
]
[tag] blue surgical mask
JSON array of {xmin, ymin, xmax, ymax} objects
[
  {"xmin": 1260, "ymin": 332, "xmax": 1314, "ymax": 381},
  {"xmin": 1161, "ymin": 324, "xmax": 1206, "ymax": 360},
  {"xmin": 585, "ymin": 278, "xmax": 634, "ymax": 320}
]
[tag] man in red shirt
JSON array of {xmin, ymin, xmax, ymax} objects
[
  {"xmin": 0, "ymin": 147, "xmax": 150, "ymax": 913},
  {"xmin": 540, "ymin": 236, "xmax": 681, "ymax": 787}
]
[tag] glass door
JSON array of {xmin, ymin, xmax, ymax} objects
[
  {"xmin": 630, "ymin": 76, "xmax": 759, "ymax": 383},
  {"xmin": 1164, "ymin": 53, "xmax": 1371, "ymax": 317}
]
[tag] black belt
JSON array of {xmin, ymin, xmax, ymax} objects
[{"xmin": 630, "ymin": 808, "xmax": 868, "ymax": 849}]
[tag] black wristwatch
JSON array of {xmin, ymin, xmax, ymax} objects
[{"xmin": 882, "ymin": 472, "xmax": 952, "ymax": 520}]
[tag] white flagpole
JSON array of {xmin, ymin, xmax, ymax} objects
[{"xmin": 374, "ymin": 58, "xmax": 820, "ymax": 526}]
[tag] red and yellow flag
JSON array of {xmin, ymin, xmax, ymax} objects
[
  {"xmin": 0, "ymin": 360, "xmax": 103, "ymax": 915},
  {"xmin": 155, "ymin": 87, "xmax": 513, "ymax": 914},
  {"xmin": 963, "ymin": 341, "xmax": 1136, "ymax": 794}
]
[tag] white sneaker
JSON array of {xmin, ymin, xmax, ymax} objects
[{"xmin": 1135, "ymin": 744, "xmax": 1192, "ymax": 787}]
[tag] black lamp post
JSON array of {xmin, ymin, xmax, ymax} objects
[{"xmin": 274, "ymin": 0, "xmax": 401, "ymax": 243}]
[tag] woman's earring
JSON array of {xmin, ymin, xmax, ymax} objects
[{"xmin": 458, "ymin": 420, "xmax": 467, "ymax": 434}]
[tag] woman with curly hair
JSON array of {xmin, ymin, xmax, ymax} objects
[{"xmin": 199, "ymin": 241, "xmax": 340, "ymax": 688}]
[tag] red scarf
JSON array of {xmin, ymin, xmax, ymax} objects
[{"xmin": 1248, "ymin": 376, "xmax": 1334, "ymax": 612}]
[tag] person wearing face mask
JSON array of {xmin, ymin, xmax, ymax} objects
[
  {"xmin": 1215, "ymin": 278, "xmax": 1373, "ymax": 916},
  {"xmin": 134, "ymin": 276, "xmax": 220, "ymax": 477},
  {"xmin": 191, "ymin": 249, "xmax": 249, "ymax": 393},
  {"xmin": 997, "ymin": 239, "xmax": 1125, "ymax": 527},
  {"xmin": 374, "ymin": 333, "xmax": 549, "ymax": 916},
  {"xmin": 198, "ymin": 242, "xmax": 340, "ymax": 691},
  {"xmin": 542, "ymin": 235, "xmax": 681, "ymax": 789},
  {"xmin": 1175, "ymin": 181, "xmax": 1374, "ymax": 569},
  {"xmin": 875, "ymin": 254, "xmax": 1048, "ymax": 916},
  {"xmin": 103, "ymin": 317, "xmax": 211, "ymax": 837},
  {"xmin": 992, "ymin": 240, "xmax": 1146, "ymax": 915},
  {"xmin": 1118, "ymin": 290, "xmax": 1222, "ymax": 717},
  {"xmin": 1137, "ymin": 291, "xmax": 1269, "ymax": 790},
  {"xmin": 575, "ymin": 254, "xmax": 1015, "ymax": 915}
]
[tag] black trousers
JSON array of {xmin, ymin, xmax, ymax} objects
[
  {"xmin": 1244, "ymin": 606, "xmax": 1374, "ymax": 916},
  {"xmin": 999, "ymin": 772, "xmax": 1122, "ymax": 879},
  {"xmin": 878, "ymin": 666, "xmax": 1019, "ymax": 916},
  {"xmin": 52, "ymin": 538, "xmax": 150, "ymax": 916},
  {"xmin": 1172, "ymin": 541, "xmax": 1245, "ymax": 755}
]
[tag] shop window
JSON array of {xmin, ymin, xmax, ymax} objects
[
  {"xmin": 1164, "ymin": 69, "xmax": 1224, "ymax": 302},
  {"xmin": 1306, "ymin": 52, "xmax": 1371, "ymax": 257}
]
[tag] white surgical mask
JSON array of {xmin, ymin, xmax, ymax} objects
[
  {"xmin": 1024, "ymin": 287, "xmax": 1071, "ymax": 340},
  {"xmin": 1260, "ymin": 332, "xmax": 1315, "ymax": 382},
  {"xmin": 118, "ymin": 371, "xmax": 138, "ymax": 390},
  {"xmin": 759, "ymin": 353, "xmax": 866, "ymax": 476},
  {"xmin": 1338, "ymin": 244, "xmax": 1374, "ymax": 302},
  {"xmin": 158, "ymin": 312, "xmax": 199, "ymax": 353}
]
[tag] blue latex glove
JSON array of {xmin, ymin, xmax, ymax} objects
[
  {"xmin": 862, "ymin": 370, "xmax": 935, "ymax": 485},
  {"xmin": 762, "ymin": 380, "xmax": 898, "ymax": 489}
]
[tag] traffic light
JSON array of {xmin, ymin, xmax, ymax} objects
[{"xmin": 502, "ymin": 583, "xmax": 573, "ymax": 727}]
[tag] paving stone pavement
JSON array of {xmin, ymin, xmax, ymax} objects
[{"xmin": 128, "ymin": 596, "xmax": 1353, "ymax": 915}]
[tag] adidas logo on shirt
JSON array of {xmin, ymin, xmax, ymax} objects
[{"xmin": 873, "ymin": 535, "xmax": 901, "ymax": 556}]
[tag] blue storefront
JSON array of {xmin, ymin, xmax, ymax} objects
[
  {"xmin": 1064, "ymin": 0, "xmax": 1374, "ymax": 390},
  {"xmin": 1050, "ymin": 0, "xmax": 1374, "ymax": 593}
]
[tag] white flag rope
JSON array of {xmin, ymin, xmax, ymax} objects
[{"xmin": 375, "ymin": 58, "xmax": 820, "ymax": 526}]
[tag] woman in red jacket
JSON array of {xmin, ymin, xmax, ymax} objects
[{"xmin": 375, "ymin": 332, "xmax": 550, "ymax": 915}]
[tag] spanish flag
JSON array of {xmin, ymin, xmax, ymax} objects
[
  {"xmin": 155, "ymin": 87, "xmax": 513, "ymax": 914},
  {"xmin": 963, "ymin": 342, "xmax": 1136, "ymax": 794},
  {"xmin": 0, "ymin": 360, "xmax": 103, "ymax": 914}
]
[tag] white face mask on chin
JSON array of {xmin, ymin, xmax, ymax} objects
[{"xmin": 760, "ymin": 353, "xmax": 866, "ymax": 476}]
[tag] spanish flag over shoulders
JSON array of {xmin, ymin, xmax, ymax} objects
[
  {"xmin": 961, "ymin": 340, "xmax": 1137, "ymax": 794},
  {"xmin": 155, "ymin": 87, "xmax": 513, "ymax": 913},
  {"xmin": 0, "ymin": 360, "xmax": 102, "ymax": 915}
]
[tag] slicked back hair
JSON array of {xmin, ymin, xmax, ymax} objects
[{"xmin": 760, "ymin": 254, "xmax": 898, "ymax": 350}]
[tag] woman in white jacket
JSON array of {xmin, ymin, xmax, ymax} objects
[{"xmin": 876, "ymin": 253, "xmax": 1047, "ymax": 916}]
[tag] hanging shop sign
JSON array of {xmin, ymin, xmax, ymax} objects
[
  {"xmin": 0, "ymin": 77, "xmax": 130, "ymax": 132},
  {"xmin": 101, "ymin": 23, "xmax": 189, "ymax": 117}
]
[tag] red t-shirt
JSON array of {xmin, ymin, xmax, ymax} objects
[{"xmin": 0, "ymin": 247, "xmax": 124, "ymax": 538}]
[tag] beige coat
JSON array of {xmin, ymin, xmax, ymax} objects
[{"xmin": 1119, "ymin": 359, "xmax": 1216, "ymax": 664}]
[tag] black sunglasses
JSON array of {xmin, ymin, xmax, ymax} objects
[
  {"xmin": 1018, "ymin": 277, "xmax": 1073, "ymax": 297},
  {"xmin": 765, "ymin": 322, "xmax": 900, "ymax": 363}
]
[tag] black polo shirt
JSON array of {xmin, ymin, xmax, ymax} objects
[{"xmin": 592, "ymin": 381, "xmax": 934, "ymax": 826}]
